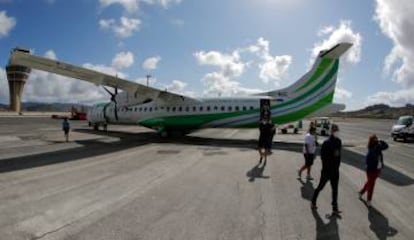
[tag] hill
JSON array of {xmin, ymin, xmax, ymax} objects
[{"xmin": 332, "ymin": 104, "xmax": 414, "ymax": 119}]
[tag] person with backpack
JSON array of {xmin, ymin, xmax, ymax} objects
[{"xmin": 358, "ymin": 134, "xmax": 388, "ymax": 207}]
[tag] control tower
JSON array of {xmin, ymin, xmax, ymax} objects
[{"xmin": 6, "ymin": 48, "xmax": 32, "ymax": 113}]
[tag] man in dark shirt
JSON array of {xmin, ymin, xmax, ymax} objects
[{"xmin": 311, "ymin": 124, "xmax": 342, "ymax": 215}]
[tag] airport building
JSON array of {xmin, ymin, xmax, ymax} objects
[{"xmin": 6, "ymin": 48, "xmax": 32, "ymax": 113}]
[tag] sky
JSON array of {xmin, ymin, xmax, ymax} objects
[{"xmin": 0, "ymin": 0, "xmax": 413, "ymax": 110}]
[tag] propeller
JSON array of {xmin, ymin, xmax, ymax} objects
[{"xmin": 103, "ymin": 86, "xmax": 119, "ymax": 121}]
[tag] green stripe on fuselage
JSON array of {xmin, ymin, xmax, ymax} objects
[
  {"xmin": 139, "ymin": 108, "xmax": 260, "ymax": 130},
  {"xmin": 239, "ymin": 91, "xmax": 334, "ymax": 128}
]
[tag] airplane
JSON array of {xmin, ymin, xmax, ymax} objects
[{"xmin": 7, "ymin": 43, "xmax": 352, "ymax": 137}]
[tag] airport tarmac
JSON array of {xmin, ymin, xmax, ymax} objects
[{"xmin": 0, "ymin": 117, "xmax": 413, "ymax": 240}]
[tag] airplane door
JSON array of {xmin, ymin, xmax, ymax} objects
[{"xmin": 260, "ymin": 99, "xmax": 271, "ymax": 120}]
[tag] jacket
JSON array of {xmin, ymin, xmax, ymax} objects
[
  {"xmin": 366, "ymin": 140, "xmax": 388, "ymax": 172},
  {"xmin": 320, "ymin": 135, "xmax": 342, "ymax": 173}
]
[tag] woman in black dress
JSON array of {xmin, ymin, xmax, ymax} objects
[{"xmin": 258, "ymin": 118, "xmax": 274, "ymax": 164}]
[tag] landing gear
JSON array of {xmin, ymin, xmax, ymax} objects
[
  {"xmin": 93, "ymin": 123, "xmax": 99, "ymax": 131},
  {"xmin": 160, "ymin": 131, "xmax": 169, "ymax": 138}
]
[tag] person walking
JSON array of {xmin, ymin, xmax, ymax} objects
[
  {"xmin": 298, "ymin": 126, "xmax": 317, "ymax": 180},
  {"xmin": 62, "ymin": 117, "xmax": 71, "ymax": 142},
  {"xmin": 358, "ymin": 134, "xmax": 388, "ymax": 207},
  {"xmin": 258, "ymin": 118, "xmax": 274, "ymax": 165},
  {"xmin": 311, "ymin": 124, "xmax": 342, "ymax": 215}
]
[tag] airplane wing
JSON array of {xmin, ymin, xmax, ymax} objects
[{"xmin": 8, "ymin": 48, "xmax": 201, "ymax": 104}]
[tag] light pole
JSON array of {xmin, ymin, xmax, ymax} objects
[{"xmin": 146, "ymin": 74, "xmax": 151, "ymax": 87}]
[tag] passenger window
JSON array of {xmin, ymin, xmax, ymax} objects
[
  {"xmin": 154, "ymin": 107, "xmax": 158, "ymax": 111},
  {"xmin": 166, "ymin": 107, "xmax": 170, "ymax": 112},
  {"xmin": 207, "ymin": 106, "xmax": 211, "ymax": 111},
  {"xmin": 172, "ymin": 107, "xmax": 176, "ymax": 112},
  {"xmin": 242, "ymin": 106, "xmax": 247, "ymax": 111},
  {"xmin": 149, "ymin": 107, "xmax": 152, "ymax": 112},
  {"xmin": 214, "ymin": 106, "xmax": 218, "ymax": 111},
  {"xmin": 250, "ymin": 106, "xmax": 254, "ymax": 110},
  {"xmin": 139, "ymin": 107, "xmax": 142, "ymax": 112},
  {"xmin": 199, "ymin": 106, "xmax": 203, "ymax": 111},
  {"xmin": 193, "ymin": 106, "xmax": 196, "ymax": 112},
  {"xmin": 228, "ymin": 106, "xmax": 232, "ymax": 111},
  {"xmin": 178, "ymin": 106, "xmax": 182, "ymax": 112},
  {"xmin": 235, "ymin": 106, "xmax": 239, "ymax": 111},
  {"xmin": 185, "ymin": 107, "xmax": 189, "ymax": 112},
  {"xmin": 144, "ymin": 107, "xmax": 147, "ymax": 112},
  {"xmin": 221, "ymin": 106, "xmax": 225, "ymax": 111}
]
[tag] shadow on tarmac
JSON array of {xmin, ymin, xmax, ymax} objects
[
  {"xmin": 368, "ymin": 206, "xmax": 398, "ymax": 240},
  {"xmin": 298, "ymin": 178, "xmax": 314, "ymax": 201},
  {"xmin": 312, "ymin": 209, "xmax": 340, "ymax": 240},
  {"xmin": 246, "ymin": 161, "xmax": 269, "ymax": 182},
  {"xmin": 359, "ymin": 198, "xmax": 399, "ymax": 239},
  {"xmin": 0, "ymin": 128, "xmax": 413, "ymax": 187}
]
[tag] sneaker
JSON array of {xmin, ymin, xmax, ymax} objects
[{"xmin": 366, "ymin": 201, "xmax": 371, "ymax": 208}]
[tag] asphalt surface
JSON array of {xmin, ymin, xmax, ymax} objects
[{"xmin": 0, "ymin": 116, "xmax": 413, "ymax": 240}]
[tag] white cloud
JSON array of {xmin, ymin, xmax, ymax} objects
[
  {"xmin": 163, "ymin": 79, "xmax": 196, "ymax": 97},
  {"xmin": 334, "ymin": 87, "xmax": 352, "ymax": 101},
  {"xmin": 201, "ymin": 72, "xmax": 261, "ymax": 97},
  {"xmin": 99, "ymin": 0, "xmax": 140, "ymax": 13},
  {"xmin": 44, "ymin": 50, "xmax": 57, "ymax": 60},
  {"xmin": 259, "ymin": 55, "xmax": 292, "ymax": 84},
  {"xmin": 194, "ymin": 50, "xmax": 245, "ymax": 78},
  {"xmin": 194, "ymin": 37, "xmax": 291, "ymax": 96},
  {"xmin": 365, "ymin": 88, "xmax": 414, "ymax": 107},
  {"xmin": 112, "ymin": 51, "xmax": 134, "ymax": 69},
  {"xmin": 244, "ymin": 37, "xmax": 292, "ymax": 85},
  {"xmin": 142, "ymin": 56, "xmax": 161, "ymax": 70},
  {"xmin": 311, "ymin": 20, "xmax": 362, "ymax": 65},
  {"xmin": 99, "ymin": 17, "xmax": 141, "ymax": 38},
  {"xmin": 99, "ymin": 0, "xmax": 181, "ymax": 13},
  {"xmin": 0, "ymin": 11, "xmax": 16, "ymax": 38},
  {"xmin": 375, "ymin": 0, "xmax": 414, "ymax": 88}
]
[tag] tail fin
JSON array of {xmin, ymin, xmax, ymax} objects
[{"xmin": 260, "ymin": 42, "xmax": 352, "ymax": 100}]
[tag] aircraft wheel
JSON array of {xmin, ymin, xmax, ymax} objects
[
  {"xmin": 294, "ymin": 128, "xmax": 298, "ymax": 134},
  {"xmin": 281, "ymin": 129, "xmax": 287, "ymax": 134},
  {"xmin": 93, "ymin": 124, "xmax": 99, "ymax": 131},
  {"xmin": 160, "ymin": 131, "xmax": 169, "ymax": 138}
]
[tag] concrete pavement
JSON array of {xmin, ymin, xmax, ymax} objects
[{"xmin": 0, "ymin": 117, "xmax": 412, "ymax": 239}]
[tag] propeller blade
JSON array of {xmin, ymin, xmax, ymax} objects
[{"xmin": 103, "ymin": 86, "xmax": 114, "ymax": 97}]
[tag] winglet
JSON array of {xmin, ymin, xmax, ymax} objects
[{"xmin": 319, "ymin": 42, "xmax": 353, "ymax": 59}]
